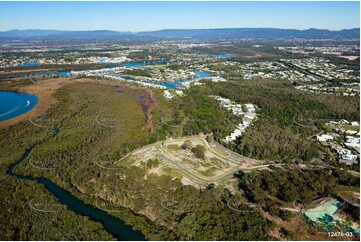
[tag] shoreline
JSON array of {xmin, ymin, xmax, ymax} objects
[
  {"xmin": 0, "ymin": 77, "xmax": 97, "ymax": 129},
  {"xmin": 0, "ymin": 77, "xmax": 157, "ymax": 130}
]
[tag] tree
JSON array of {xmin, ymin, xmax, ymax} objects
[
  {"xmin": 181, "ymin": 140, "xmax": 192, "ymax": 150},
  {"xmin": 192, "ymin": 145, "xmax": 206, "ymax": 159}
]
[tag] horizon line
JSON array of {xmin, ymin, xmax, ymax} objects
[{"xmin": 1, "ymin": 27, "xmax": 360, "ymax": 33}]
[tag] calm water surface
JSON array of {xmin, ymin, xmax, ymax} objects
[{"xmin": 0, "ymin": 91, "xmax": 38, "ymax": 122}]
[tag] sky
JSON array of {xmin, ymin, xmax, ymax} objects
[{"xmin": 0, "ymin": 1, "xmax": 359, "ymax": 32}]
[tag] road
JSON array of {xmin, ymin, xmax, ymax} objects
[{"xmin": 155, "ymin": 153, "xmax": 283, "ymax": 184}]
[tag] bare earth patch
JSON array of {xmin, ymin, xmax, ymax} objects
[
  {"xmin": 118, "ymin": 136, "xmax": 276, "ymax": 186},
  {"xmin": 339, "ymin": 56, "xmax": 359, "ymax": 61}
]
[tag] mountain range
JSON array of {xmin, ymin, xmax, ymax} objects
[{"xmin": 0, "ymin": 28, "xmax": 359, "ymax": 40}]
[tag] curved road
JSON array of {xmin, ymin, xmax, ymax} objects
[{"xmin": 155, "ymin": 153, "xmax": 282, "ymax": 183}]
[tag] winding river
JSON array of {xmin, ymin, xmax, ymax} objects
[
  {"xmin": 1, "ymin": 80, "xmax": 146, "ymax": 239},
  {"xmin": 1, "ymin": 86, "xmax": 146, "ymax": 239},
  {"xmin": 6, "ymin": 146, "xmax": 146, "ymax": 240}
]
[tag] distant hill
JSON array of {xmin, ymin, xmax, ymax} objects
[
  {"xmin": 0, "ymin": 28, "xmax": 359, "ymax": 40},
  {"xmin": 138, "ymin": 28, "xmax": 360, "ymax": 40}
]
